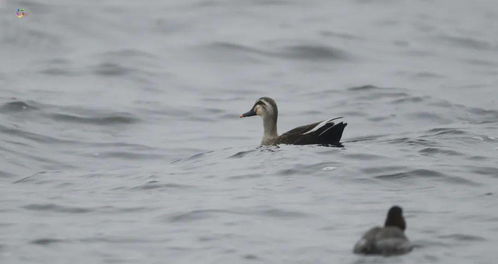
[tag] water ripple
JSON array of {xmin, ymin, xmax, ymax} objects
[
  {"xmin": 167, "ymin": 207, "xmax": 307, "ymax": 223},
  {"xmin": 438, "ymin": 234, "xmax": 486, "ymax": 242},
  {"xmin": 49, "ymin": 112, "xmax": 139, "ymax": 125},
  {"xmin": 23, "ymin": 203, "xmax": 93, "ymax": 214},
  {"xmin": 131, "ymin": 181, "xmax": 194, "ymax": 190},
  {"xmin": 0, "ymin": 101, "xmax": 38, "ymax": 112},
  {"xmin": 203, "ymin": 42, "xmax": 349, "ymax": 62},
  {"xmin": 375, "ymin": 169, "xmax": 446, "ymax": 179},
  {"xmin": 31, "ymin": 238, "xmax": 65, "ymax": 245}
]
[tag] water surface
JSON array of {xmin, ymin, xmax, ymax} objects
[{"xmin": 1, "ymin": 0, "xmax": 497, "ymax": 263}]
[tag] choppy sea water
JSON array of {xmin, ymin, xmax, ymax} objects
[{"xmin": 1, "ymin": 0, "xmax": 498, "ymax": 263}]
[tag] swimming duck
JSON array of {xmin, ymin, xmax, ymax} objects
[
  {"xmin": 353, "ymin": 206, "xmax": 412, "ymax": 256},
  {"xmin": 240, "ymin": 97, "xmax": 346, "ymax": 146}
]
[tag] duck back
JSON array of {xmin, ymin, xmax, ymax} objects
[
  {"xmin": 353, "ymin": 226, "xmax": 412, "ymax": 256},
  {"xmin": 276, "ymin": 120, "xmax": 346, "ymax": 145}
]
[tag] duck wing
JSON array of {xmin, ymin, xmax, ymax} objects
[
  {"xmin": 353, "ymin": 227, "xmax": 382, "ymax": 254},
  {"xmin": 277, "ymin": 117, "xmax": 346, "ymax": 145}
]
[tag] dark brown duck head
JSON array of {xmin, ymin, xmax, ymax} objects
[
  {"xmin": 384, "ymin": 206, "xmax": 406, "ymax": 231},
  {"xmin": 240, "ymin": 97, "xmax": 279, "ymax": 144}
]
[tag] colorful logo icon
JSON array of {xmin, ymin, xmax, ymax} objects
[{"xmin": 16, "ymin": 8, "xmax": 26, "ymax": 18}]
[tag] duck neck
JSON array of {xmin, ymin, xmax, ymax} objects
[
  {"xmin": 385, "ymin": 216, "xmax": 406, "ymax": 231},
  {"xmin": 262, "ymin": 115, "xmax": 278, "ymax": 143}
]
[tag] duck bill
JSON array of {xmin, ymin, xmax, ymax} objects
[{"xmin": 240, "ymin": 109, "xmax": 256, "ymax": 118}]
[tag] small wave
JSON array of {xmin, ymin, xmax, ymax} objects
[
  {"xmin": 403, "ymin": 49, "xmax": 435, "ymax": 57},
  {"xmin": 367, "ymin": 115, "xmax": 391, "ymax": 122},
  {"xmin": 168, "ymin": 209, "xmax": 232, "ymax": 222},
  {"xmin": 258, "ymin": 208, "xmax": 307, "ymax": 219},
  {"xmin": 277, "ymin": 162, "xmax": 341, "ymax": 175},
  {"xmin": 206, "ymin": 42, "xmax": 258, "ymax": 54},
  {"xmin": 131, "ymin": 181, "xmax": 193, "ymax": 190},
  {"xmin": 375, "ymin": 169, "xmax": 478, "ymax": 185},
  {"xmin": 0, "ymin": 101, "xmax": 38, "ymax": 112},
  {"xmin": 204, "ymin": 42, "xmax": 267, "ymax": 62},
  {"xmin": 0, "ymin": 170, "xmax": 16, "ymax": 178},
  {"xmin": 13, "ymin": 171, "xmax": 49, "ymax": 184},
  {"xmin": 281, "ymin": 44, "xmax": 349, "ymax": 61},
  {"xmin": 229, "ymin": 149, "xmax": 258, "ymax": 158},
  {"xmin": 362, "ymin": 166, "xmax": 408, "ymax": 174},
  {"xmin": 93, "ymin": 62, "xmax": 133, "ymax": 76},
  {"xmin": 23, "ymin": 203, "xmax": 93, "ymax": 214},
  {"xmin": 463, "ymin": 58, "xmax": 497, "ymax": 67},
  {"xmin": 412, "ymin": 72, "xmax": 445, "ymax": 79},
  {"xmin": 100, "ymin": 49, "xmax": 155, "ymax": 59},
  {"xmin": 438, "ymin": 234, "xmax": 486, "ymax": 242},
  {"xmin": 345, "ymin": 134, "xmax": 387, "ymax": 143},
  {"xmin": 344, "ymin": 153, "xmax": 385, "ymax": 160},
  {"xmin": 348, "ymin": 85, "xmax": 381, "ymax": 91},
  {"xmin": 242, "ymin": 254, "xmax": 260, "ymax": 260},
  {"xmin": 172, "ymin": 151, "xmax": 213, "ymax": 163},
  {"xmin": 391, "ymin": 96, "xmax": 428, "ymax": 104},
  {"xmin": 31, "ymin": 238, "xmax": 65, "ymax": 245},
  {"xmin": 407, "ymin": 112, "xmax": 452, "ymax": 123},
  {"xmin": 375, "ymin": 169, "xmax": 446, "ymax": 179},
  {"xmin": 79, "ymin": 236, "xmax": 157, "ymax": 244},
  {"xmin": 320, "ymin": 31, "xmax": 363, "ymax": 40},
  {"xmin": 470, "ymin": 167, "xmax": 498, "ymax": 178},
  {"xmin": 387, "ymin": 137, "xmax": 438, "ymax": 147},
  {"xmin": 227, "ymin": 174, "xmax": 263, "ymax": 180},
  {"xmin": 93, "ymin": 151, "xmax": 163, "ymax": 160},
  {"xmin": 419, "ymin": 147, "xmax": 462, "ymax": 156},
  {"xmin": 436, "ymin": 35, "xmax": 494, "ymax": 50},
  {"xmin": 203, "ymin": 42, "xmax": 349, "ymax": 62},
  {"xmin": 167, "ymin": 207, "xmax": 306, "ymax": 223},
  {"xmin": 49, "ymin": 113, "xmax": 139, "ymax": 125},
  {"xmin": 35, "ymin": 58, "xmax": 75, "ymax": 76},
  {"xmin": 39, "ymin": 68, "xmax": 76, "ymax": 76},
  {"xmin": 466, "ymin": 107, "xmax": 498, "ymax": 120},
  {"xmin": 426, "ymin": 128, "xmax": 467, "ymax": 136},
  {"xmin": 348, "ymin": 85, "xmax": 410, "ymax": 101}
]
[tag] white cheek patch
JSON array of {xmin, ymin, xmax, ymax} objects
[
  {"xmin": 255, "ymin": 105, "xmax": 263, "ymax": 115},
  {"xmin": 255, "ymin": 99, "xmax": 273, "ymax": 116}
]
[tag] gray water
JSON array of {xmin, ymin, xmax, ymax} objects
[{"xmin": 1, "ymin": 0, "xmax": 498, "ymax": 263}]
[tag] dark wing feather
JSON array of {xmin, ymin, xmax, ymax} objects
[
  {"xmin": 279, "ymin": 121, "xmax": 321, "ymax": 137},
  {"xmin": 277, "ymin": 118, "xmax": 346, "ymax": 145}
]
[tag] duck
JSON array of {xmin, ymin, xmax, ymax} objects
[
  {"xmin": 353, "ymin": 206, "xmax": 412, "ymax": 256},
  {"xmin": 240, "ymin": 97, "xmax": 346, "ymax": 146}
]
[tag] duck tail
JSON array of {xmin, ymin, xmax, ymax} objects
[{"xmin": 318, "ymin": 122, "xmax": 347, "ymax": 145}]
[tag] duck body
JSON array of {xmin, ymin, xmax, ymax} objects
[
  {"xmin": 240, "ymin": 97, "xmax": 346, "ymax": 146},
  {"xmin": 353, "ymin": 206, "xmax": 412, "ymax": 256},
  {"xmin": 274, "ymin": 118, "xmax": 347, "ymax": 145},
  {"xmin": 353, "ymin": 226, "xmax": 411, "ymax": 255}
]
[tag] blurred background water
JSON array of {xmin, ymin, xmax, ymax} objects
[{"xmin": 1, "ymin": 0, "xmax": 497, "ymax": 263}]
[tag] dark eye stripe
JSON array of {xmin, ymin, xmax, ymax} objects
[{"xmin": 253, "ymin": 101, "xmax": 265, "ymax": 109}]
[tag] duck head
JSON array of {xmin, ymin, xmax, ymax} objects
[
  {"xmin": 240, "ymin": 97, "xmax": 279, "ymax": 143},
  {"xmin": 384, "ymin": 206, "xmax": 406, "ymax": 231},
  {"xmin": 240, "ymin": 97, "xmax": 278, "ymax": 119}
]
